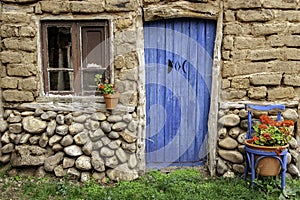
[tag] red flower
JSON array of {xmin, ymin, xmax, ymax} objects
[
  {"xmin": 268, "ymin": 120, "xmax": 277, "ymax": 126},
  {"xmin": 282, "ymin": 120, "xmax": 294, "ymax": 127},
  {"xmin": 275, "ymin": 121, "xmax": 282, "ymax": 127},
  {"xmin": 252, "ymin": 114, "xmax": 294, "ymax": 147},
  {"xmin": 258, "ymin": 124, "xmax": 268, "ymax": 130},
  {"xmin": 252, "ymin": 136, "xmax": 259, "ymax": 142},
  {"xmin": 262, "ymin": 133, "xmax": 271, "ymax": 140},
  {"xmin": 99, "ymin": 84, "xmax": 105, "ymax": 90},
  {"xmin": 259, "ymin": 115, "xmax": 271, "ymax": 124}
]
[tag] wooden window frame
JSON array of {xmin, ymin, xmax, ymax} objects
[{"xmin": 41, "ymin": 20, "xmax": 110, "ymax": 96}]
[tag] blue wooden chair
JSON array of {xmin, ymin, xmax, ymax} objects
[{"xmin": 244, "ymin": 104, "xmax": 288, "ymax": 190}]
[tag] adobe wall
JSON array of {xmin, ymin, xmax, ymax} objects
[{"xmin": 222, "ymin": 0, "xmax": 300, "ymax": 102}]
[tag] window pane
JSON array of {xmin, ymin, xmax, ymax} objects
[
  {"xmin": 82, "ymin": 70, "xmax": 105, "ymax": 91},
  {"xmin": 49, "ymin": 71, "xmax": 74, "ymax": 91},
  {"xmin": 47, "ymin": 27, "xmax": 73, "ymax": 69},
  {"xmin": 82, "ymin": 27, "xmax": 106, "ymax": 69}
]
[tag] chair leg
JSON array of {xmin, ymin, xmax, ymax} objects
[
  {"xmin": 250, "ymin": 154, "xmax": 255, "ymax": 186},
  {"xmin": 244, "ymin": 153, "xmax": 249, "ymax": 180},
  {"xmin": 281, "ymin": 154, "xmax": 288, "ymax": 190},
  {"xmin": 281, "ymin": 171, "xmax": 286, "ymax": 190},
  {"xmin": 244, "ymin": 151, "xmax": 287, "ymax": 190}
]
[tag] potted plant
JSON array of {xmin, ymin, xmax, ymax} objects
[
  {"xmin": 245, "ymin": 114, "xmax": 294, "ymax": 176},
  {"xmin": 95, "ymin": 74, "xmax": 119, "ymax": 110}
]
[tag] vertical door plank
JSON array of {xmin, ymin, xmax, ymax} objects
[
  {"xmin": 156, "ymin": 21, "xmax": 166, "ymax": 163},
  {"xmin": 180, "ymin": 20, "xmax": 190, "ymax": 162},
  {"xmin": 187, "ymin": 19, "xmax": 198, "ymax": 162},
  {"xmin": 165, "ymin": 20, "xmax": 180, "ymax": 163}
]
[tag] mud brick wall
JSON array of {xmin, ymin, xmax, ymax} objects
[{"xmin": 222, "ymin": 0, "xmax": 300, "ymax": 102}]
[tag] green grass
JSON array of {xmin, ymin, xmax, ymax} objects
[{"xmin": 1, "ymin": 169, "xmax": 300, "ymax": 200}]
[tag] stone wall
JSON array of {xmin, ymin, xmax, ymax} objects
[
  {"xmin": 222, "ymin": 0, "xmax": 300, "ymax": 101},
  {"xmin": 0, "ymin": 0, "xmax": 143, "ymax": 106},
  {"xmin": 143, "ymin": 0, "xmax": 220, "ymax": 21},
  {"xmin": 144, "ymin": 0, "xmax": 300, "ymax": 177},
  {"xmin": 216, "ymin": 103, "xmax": 300, "ymax": 177},
  {"xmin": 1, "ymin": 0, "xmax": 300, "ymax": 180},
  {"xmin": 215, "ymin": 0, "xmax": 300, "ymax": 177},
  {"xmin": 0, "ymin": 105, "xmax": 141, "ymax": 182},
  {"xmin": 0, "ymin": 0, "xmax": 146, "ymax": 181}
]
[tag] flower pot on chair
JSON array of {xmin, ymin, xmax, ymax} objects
[{"xmin": 244, "ymin": 139, "xmax": 288, "ymax": 176}]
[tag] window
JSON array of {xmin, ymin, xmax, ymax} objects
[{"xmin": 41, "ymin": 20, "xmax": 110, "ymax": 95}]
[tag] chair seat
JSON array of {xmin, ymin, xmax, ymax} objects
[{"xmin": 244, "ymin": 146, "xmax": 288, "ymax": 156}]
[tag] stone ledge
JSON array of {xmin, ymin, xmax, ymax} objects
[
  {"xmin": 220, "ymin": 100, "xmax": 299, "ymax": 110},
  {"xmin": 3, "ymin": 100, "xmax": 135, "ymax": 113},
  {"xmin": 1, "ymin": 0, "xmax": 38, "ymax": 3},
  {"xmin": 143, "ymin": 1, "xmax": 219, "ymax": 21}
]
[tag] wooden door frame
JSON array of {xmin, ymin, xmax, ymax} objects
[
  {"xmin": 142, "ymin": 16, "xmax": 222, "ymax": 175},
  {"xmin": 142, "ymin": 2, "xmax": 223, "ymax": 175},
  {"xmin": 206, "ymin": 10, "xmax": 223, "ymax": 176}
]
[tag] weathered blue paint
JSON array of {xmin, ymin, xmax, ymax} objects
[{"xmin": 144, "ymin": 18, "xmax": 216, "ymax": 168}]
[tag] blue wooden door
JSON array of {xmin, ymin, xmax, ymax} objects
[{"xmin": 144, "ymin": 18, "xmax": 216, "ymax": 168}]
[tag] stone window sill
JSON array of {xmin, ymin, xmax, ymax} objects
[
  {"xmin": 14, "ymin": 95, "xmax": 136, "ymax": 113},
  {"xmin": 36, "ymin": 95, "xmax": 105, "ymax": 104}
]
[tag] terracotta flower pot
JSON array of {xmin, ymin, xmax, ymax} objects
[
  {"xmin": 244, "ymin": 139, "xmax": 289, "ymax": 176},
  {"xmin": 103, "ymin": 93, "xmax": 120, "ymax": 110}
]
